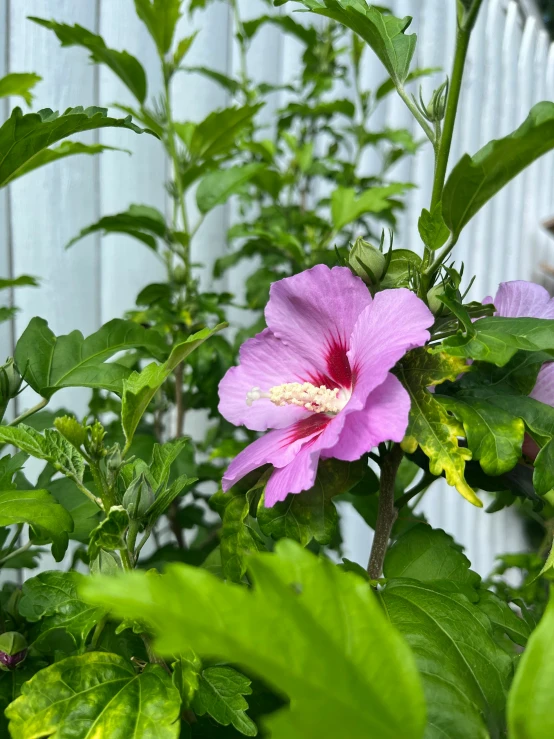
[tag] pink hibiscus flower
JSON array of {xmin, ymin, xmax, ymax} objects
[
  {"xmin": 485, "ymin": 280, "xmax": 554, "ymax": 458},
  {"xmin": 218, "ymin": 265, "xmax": 433, "ymax": 506}
]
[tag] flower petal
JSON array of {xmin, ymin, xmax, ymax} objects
[
  {"xmin": 222, "ymin": 414, "xmax": 330, "ymax": 491},
  {"xmin": 218, "ymin": 329, "xmax": 315, "ymax": 431},
  {"xmin": 265, "ymin": 265, "xmax": 372, "ymax": 388},
  {"xmin": 530, "ymin": 362, "xmax": 554, "ymax": 406},
  {"xmin": 264, "ymin": 447, "xmax": 320, "ymax": 506},
  {"xmin": 346, "ymin": 288, "xmax": 433, "ymax": 410},
  {"xmin": 492, "ymin": 281, "xmax": 554, "ymax": 319},
  {"xmin": 323, "ymin": 374, "xmax": 411, "ymax": 461}
]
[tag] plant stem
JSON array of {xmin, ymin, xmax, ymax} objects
[
  {"xmin": 119, "ymin": 548, "xmax": 133, "ymax": 572},
  {"xmin": 367, "ymin": 444, "xmax": 403, "ymax": 579},
  {"xmin": 174, "ymin": 362, "xmax": 185, "ymax": 438},
  {"xmin": 7, "ymin": 397, "xmax": 48, "ymax": 426},
  {"xmin": 396, "ymin": 85, "xmax": 436, "ymax": 147},
  {"xmin": 0, "ymin": 540, "xmax": 32, "ymax": 566},
  {"xmin": 231, "ymin": 0, "xmax": 249, "ymax": 93},
  {"xmin": 72, "ymin": 477, "xmax": 103, "ymax": 508}
]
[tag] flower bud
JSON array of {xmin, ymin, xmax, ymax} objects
[
  {"xmin": 0, "ymin": 359, "xmax": 22, "ymax": 402},
  {"xmin": 0, "ymin": 632, "xmax": 28, "ymax": 671},
  {"xmin": 427, "ymin": 285, "xmax": 447, "ymax": 315},
  {"xmin": 123, "ymin": 473, "xmax": 155, "ymax": 520},
  {"xmin": 349, "ymin": 238, "xmax": 386, "ymax": 284},
  {"xmin": 106, "ymin": 445, "xmax": 123, "ymax": 473}
]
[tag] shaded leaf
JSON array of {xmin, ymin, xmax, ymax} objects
[
  {"xmin": 192, "ymin": 666, "xmax": 257, "ymax": 736},
  {"xmin": 88, "ymin": 506, "xmax": 129, "ymax": 561},
  {"xmin": 0, "ymin": 106, "xmax": 154, "ymax": 188},
  {"xmin": 0, "ymin": 489, "xmax": 73, "ymax": 561},
  {"xmin": 66, "ymin": 204, "xmax": 168, "ymax": 251},
  {"xmin": 82, "ymin": 540, "xmax": 426, "ymax": 739},
  {"xmin": 257, "ymin": 458, "xmax": 366, "ymax": 546},
  {"xmin": 8, "ymin": 140, "xmax": 127, "ymax": 182},
  {"xmin": 30, "ymin": 18, "xmax": 147, "ymax": 102},
  {"xmin": 196, "ymin": 164, "xmax": 264, "ymax": 214},
  {"xmin": 5, "ymin": 652, "xmax": 181, "ymax": 739}
]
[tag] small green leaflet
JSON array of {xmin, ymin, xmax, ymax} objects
[
  {"xmin": 0, "ymin": 72, "xmax": 41, "ymax": 105},
  {"xmin": 134, "ymin": 0, "xmax": 183, "ymax": 56},
  {"xmin": 66, "ymin": 204, "xmax": 168, "ymax": 252},
  {"xmin": 0, "ymin": 426, "xmax": 85, "ymax": 483},
  {"xmin": 88, "ymin": 506, "xmax": 129, "ymax": 561},
  {"xmin": 331, "ymin": 183, "xmax": 411, "ymax": 230},
  {"xmin": 192, "ymin": 666, "xmax": 257, "ymax": 736},
  {"xmin": 196, "ymin": 164, "xmax": 264, "ymax": 214}
]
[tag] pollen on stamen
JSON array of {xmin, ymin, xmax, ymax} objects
[{"xmin": 246, "ymin": 381, "xmax": 347, "ymax": 414}]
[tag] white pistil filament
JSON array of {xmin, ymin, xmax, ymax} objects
[{"xmin": 246, "ymin": 381, "xmax": 349, "ymax": 415}]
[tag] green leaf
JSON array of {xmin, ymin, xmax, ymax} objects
[
  {"xmin": 382, "ymin": 579, "xmax": 513, "ymax": 738},
  {"xmin": 380, "ymin": 249, "xmax": 422, "ymax": 289},
  {"xmin": 187, "ymin": 104, "xmax": 263, "ymax": 161},
  {"xmin": 0, "ymin": 426, "xmax": 85, "ymax": 486},
  {"xmin": 184, "ymin": 66, "xmax": 241, "ymax": 95},
  {"xmin": 29, "ymin": 18, "xmax": 147, "ymax": 102},
  {"xmin": 66, "ymin": 204, "xmax": 168, "ymax": 251},
  {"xmin": 508, "ymin": 595, "xmax": 554, "ymax": 738},
  {"xmin": 13, "ymin": 140, "xmax": 127, "ymax": 183},
  {"xmin": 88, "ymin": 506, "xmax": 129, "ymax": 561},
  {"xmin": 48, "ymin": 477, "xmax": 100, "ymax": 541},
  {"xmin": 14, "ymin": 316, "xmax": 168, "ymax": 398},
  {"xmin": 0, "ymin": 106, "xmax": 154, "ymax": 188},
  {"xmin": 150, "ymin": 437, "xmax": 189, "ymax": 489},
  {"xmin": 0, "ymin": 489, "xmax": 73, "ymax": 561},
  {"xmin": 19, "ymin": 571, "xmax": 104, "ymax": 652},
  {"xmin": 192, "ymin": 666, "xmax": 257, "ymax": 736},
  {"xmin": 375, "ymin": 66, "xmax": 440, "ymax": 101},
  {"xmin": 397, "ymin": 349, "xmax": 481, "ymax": 506},
  {"xmin": 0, "ymin": 451, "xmax": 28, "ymax": 488},
  {"xmin": 121, "ymin": 324, "xmax": 225, "ymax": 449},
  {"xmin": 196, "ymin": 164, "xmax": 264, "ymax": 214},
  {"xmin": 148, "ymin": 475, "xmax": 195, "ymax": 522},
  {"xmin": 330, "ymin": 183, "xmax": 410, "ymax": 230},
  {"xmin": 0, "ymin": 72, "xmax": 41, "ymax": 105},
  {"xmin": 288, "ymin": 1, "xmax": 416, "ymax": 87},
  {"xmin": 443, "ymin": 102, "xmax": 554, "ymax": 237},
  {"xmin": 242, "ymin": 14, "xmax": 317, "ymax": 45},
  {"xmin": 438, "ymin": 315, "xmax": 554, "ymax": 366},
  {"xmin": 437, "ymin": 395, "xmax": 525, "ymax": 476},
  {"xmin": 477, "ymin": 590, "xmax": 531, "ymax": 648},
  {"xmin": 0, "ymin": 275, "xmax": 38, "ymax": 290},
  {"xmin": 82, "ymin": 540, "xmax": 426, "ymax": 739},
  {"xmin": 257, "ymin": 458, "xmax": 366, "ymax": 547},
  {"xmin": 5, "ymin": 652, "xmax": 181, "ymax": 738},
  {"xmin": 210, "ymin": 473, "xmax": 268, "ymax": 583},
  {"xmin": 384, "ymin": 524, "xmax": 480, "ymax": 590},
  {"xmin": 134, "ymin": 0, "xmax": 183, "ymax": 56},
  {"xmin": 418, "ymin": 202, "xmax": 449, "ymax": 251}
]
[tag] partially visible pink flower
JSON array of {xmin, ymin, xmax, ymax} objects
[
  {"xmin": 485, "ymin": 280, "xmax": 554, "ymax": 458},
  {"xmin": 218, "ymin": 265, "xmax": 433, "ymax": 506}
]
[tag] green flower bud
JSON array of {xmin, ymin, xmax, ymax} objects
[
  {"xmin": 349, "ymin": 238, "xmax": 386, "ymax": 284},
  {"xmin": 427, "ymin": 285, "xmax": 447, "ymax": 315},
  {"xmin": 106, "ymin": 445, "xmax": 123, "ymax": 473},
  {"xmin": 123, "ymin": 473, "xmax": 155, "ymax": 520},
  {"xmin": 0, "ymin": 359, "xmax": 22, "ymax": 401},
  {"xmin": 173, "ymin": 266, "xmax": 188, "ymax": 285},
  {"xmin": 0, "ymin": 632, "xmax": 27, "ymax": 670}
]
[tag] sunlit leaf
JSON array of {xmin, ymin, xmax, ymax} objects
[{"xmin": 0, "ymin": 72, "xmax": 41, "ymax": 105}]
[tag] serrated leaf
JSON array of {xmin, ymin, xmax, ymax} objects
[
  {"xmin": 148, "ymin": 474, "xmax": 195, "ymax": 522},
  {"xmin": 5, "ymin": 652, "xmax": 181, "ymax": 739},
  {"xmin": 188, "ymin": 105, "xmax": 262, "ymax": 161},
  {"xmin": 192, "ymin": 666, "xmax": 257, "ymax": 736},
  {"xmin": 30, "ymin": 18, "xmax": 147, "ymax": 102},
  {"xmin": 242, "ymin": 14, "xmax": 317, "ymax": 45},
  {"xmin": 384, "ymin": 524, "xmax": 480, "ymax": 590},
  {"xmin": 443, "ymin": 102, "xmax": 554, "ymax": 237},
  {"xmin": 196, "ymin": 164, "xmax": 264, "ymax": 214},
  {"xmin": 19, "ymin": 571, "xmax": 104, "ymax": 652},
  {"xmin": 82, "ymin": 540, "xmax": 426, "ymax": 739},
  {"xmin": 0, "ymin": 489, "xmax": 73, "ymax": 561},
  {"xmin": 121, "ymin": 324, "xmax": 225, "ymax": 450},
  {"xmin": 134, "ymin": 0, "xmax": 183, "ymax": 56},
  {"xmin": 507, "ymin": 594, "xmax": 554, "ymax": 738},
  {"xmin": 66, "ymin": 204, "xmax": 168, "ymax": 251},
  {"xmin": 477, "ymin": 590, "xmax": 531, "ymax": 648},
  {"xmin": 0, "ymin": 451, "xmax": 28, "ymax": 489},
  {"xmin": 287, "ymin": 1, "xmax": 416, "ymax": 87},
  {"xmin": 0, "ymin": 106, "xmax": 154, "ymax": 188},
  {"xmin": 14, "ymin": 316, "xmax": 168, "ymax": 398},
  {"xmin": 397, "ymin": 349, "xmax": 481, "ymax": 506},
  {"xmin": 382, "ymin": 578, "xmax": 514, "ymax": 738},
  {"xmin": 418, "ymin": 202, "xmax": 449, "ymax": 250},
  {"xmin": 331, "ymin": 183, "xmax": 411, "ymax": 230},
  {"xmin": 0, "ymin": 72, "xmax": 41, "ymax": 105},
  {"xmin": 88, "ymin": 506, "xmax": 129, "ymax": 561},
  {"xmin": 437, "ymin": 395, "xmax": 525, "ymax": 476},
  {"xmin": 150, "ymin": 437, "xmax": 190, "ymax": 489},
  {"xmin": 437, "ymin": 315, "xmax": 554, "ymax": 366},
  {"xmin": 257, "ymin": 458, "xmax": 366, "ymax": 547},
  {"xmin": 0, "ymin": 426, "xmax": 85, "ymax": 483}
]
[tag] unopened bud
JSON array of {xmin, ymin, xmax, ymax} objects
[
  {"xmin": 0, "ymin": 632, "xmax": 27, "ymax": 670},
  {"xmin": 106, "ymin": 445, "xmax": 123, "ymax": 473},
  {"xmin": 427, "ymin": 285, "xmax": 447, "ymax": 315},
  {"xmin": 123, "ymin": 473, "xmax": 155, "ymax": 520},
  {"xmin": 349, "ymin": 238, "xmax": 386, "ymax": 284},
  {"xmin": 0, "ymin": 359, "xmax": 22, "ymax": 401}
]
